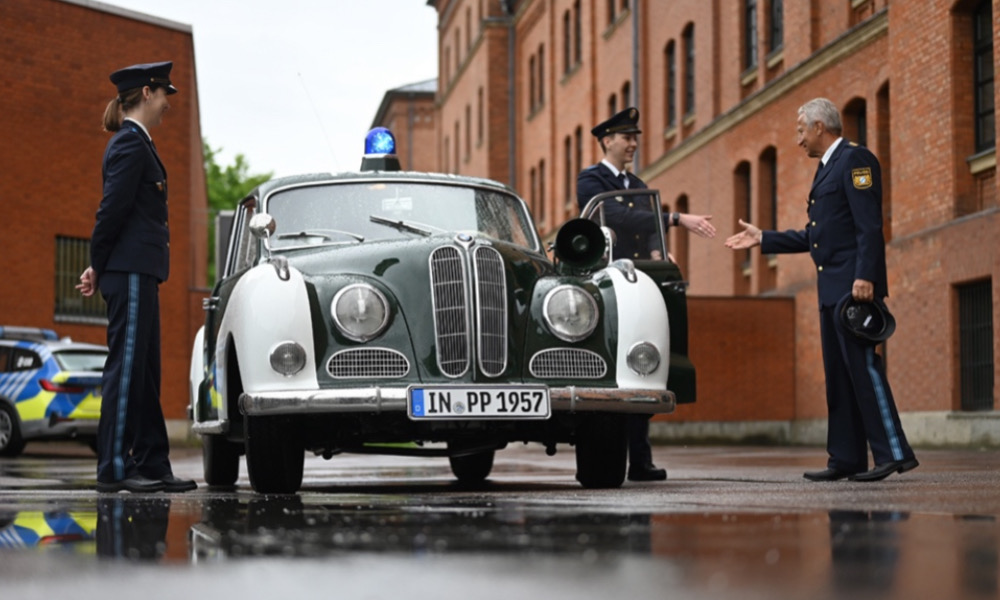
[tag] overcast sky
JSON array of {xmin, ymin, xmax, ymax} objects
[{"xmin": 101, "ymin": 0, "xmax": 439, "ymax": 177}]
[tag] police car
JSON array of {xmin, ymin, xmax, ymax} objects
[
  {"xmin": 188, "ymin": 128, "xmax": 695, "ymax": 493},
  {"xmin": 0, "ymin": 326, "xmax": 107, "ymax": 456}
]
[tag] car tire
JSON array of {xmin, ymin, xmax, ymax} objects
[
  {"xmin": 203, "ymin": 433, "xmax": 241, "ymax": 486},
  {"xmin": 244, "ymin": 415, "xmax": 304, "ymax": 494},
  {"xmin": 448, "ymin": 448, "xmax": 495, "ymax": 484},
  {"xmin": 574, "ymin": 414, "xmax": 627, "ymax": 489},
  {"xmin": 0, "ymin": 403, "xmax": 26, "ymax": 458}
]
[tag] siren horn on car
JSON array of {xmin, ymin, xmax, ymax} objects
[
  {"xmin": 361, "ymin": 127, "xmax": 402, "ymax": 172},
  {"xmin": 553, "ymin": 218, "xmax": 607, "ymax": 274}
]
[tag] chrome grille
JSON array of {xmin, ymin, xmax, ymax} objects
[
  {"xmin": 327, "ymin": 348, "xmax": 409, "ymax": 379},
  {"xmin": 430, "ymin": 246, "xmax": 470, "ymax": 377},
  {"xmin": 529, "ymin": 348, "xmax": 607, "ymax": 379},
  {"xmin": 474, "ymin": 246, "xmax": 507, "ymax": 376}
]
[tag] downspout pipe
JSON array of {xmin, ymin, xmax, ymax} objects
[{"xmin": 632, "ymin": 1, "xmax": 641, "ymax": 171}]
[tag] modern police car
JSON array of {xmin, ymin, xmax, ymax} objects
[
  {"xmin": 0, "ymin": 326, "xmax": 107, "ymax": 456},
  {"xmin": 188, "ymin": 128, "xmax": 695, "ymax": 493}
]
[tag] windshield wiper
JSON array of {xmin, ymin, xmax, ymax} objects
[
  {"xmin": 369, "ymin": 215, "xmax": 443, "ymax": 237},
  {"xmin": 275, "ymin": 229, "xmax": 364, "ymax": 243}
]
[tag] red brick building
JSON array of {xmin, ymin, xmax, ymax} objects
[
  {"xmin": 0, "ymin": 0, "xmax": 208, "ymax": 429},
  {"xmin": 410, "ymin": 0, "xmax": 999, "ymax": 445}
]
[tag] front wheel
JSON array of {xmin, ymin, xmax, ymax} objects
[
  {"xmin": 0, "ymin": 403, "xmax": 26, "ymax": 457},
  {"xmin": 244, "ymin": 415, "xmax": 304, "ymax": 494},
  {"xmin": 574, "ymin": 414, "xmax": 627, "ymax": 489},
  {"xmin": 448, "ymin": 449, "xmax": 495, "ymax": 484},
  {"xmin": 203, "ymin": 433, "xmax": 242, "ymax": 486}
]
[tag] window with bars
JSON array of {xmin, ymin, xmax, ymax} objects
[
  {"xmin": 958, "ymin": 279, "xmax": 994, "ymax": 411},
  {"xmin": 683, "ymin": 24, "xmax": 696, "ymax": 115},
  {"xmin": 744, "ymin": 0, "xmax": 758, "ymax": 71},
  {"xmin": 54, "ymin": 236, "xmax": 106, "ymax": 323},
  {"xmin": 768, "ymin": 0, "xmax": 783, "ymax": 54}
]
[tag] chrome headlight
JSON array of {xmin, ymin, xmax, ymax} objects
[
  {"xmin": 627, "ymin": 342, "xmax": 660, "ymax": 376},
  {"xmin": 332, "ymin": 284, "xmax": 390, "ymax": 342},
  {"xmin": 542, "ymin": 285, "xmax": 599, "ymax": 342},
  {"xmin": 269, "ymin": 341, "xmax": 306, "ymax": 376}
]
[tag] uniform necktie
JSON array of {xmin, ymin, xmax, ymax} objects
[{"xmin": 618, "ymin": 172, "xmax": 629, "ymax": 189}]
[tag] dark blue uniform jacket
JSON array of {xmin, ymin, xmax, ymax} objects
[
  {"xmin": 90, "ymin": 122, "xmax": 170, "ymax": 282},
  {"xmin": 577, "ymin": 162, "xmax": 667, "ymax": 260},
  {"xmin": 761, "ymin": 141, "xmax": 887, "ymax": 306}
]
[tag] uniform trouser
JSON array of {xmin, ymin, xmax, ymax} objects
[
  {"xmin": 627, "ymin": 414, "xmax": 654, "ymax": 468},
  {"xmin": 96, "ymin": 272, "xmax": 172, "ymax": 483},
  {"xmin": 819, "ymin": 304, "xmax": 914, "ymax": 472}
]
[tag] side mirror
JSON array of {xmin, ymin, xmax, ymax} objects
[{"xmin": 249, "ymin": 213, "xmax": 276, "ymax": 239}]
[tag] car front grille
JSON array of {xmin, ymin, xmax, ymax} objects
[
  {"xmin": 429, "ymin": 243, "xmax": 509, "ymax": 378},
  {"xmin": 529, "ymin": 348, "xmax": 608, "ymax": 379},
  {"xmin": 473, "ymin": 246, "xmax": 507, "ymax": 376},
  {"xmin": 328, "ymin": 348, "xmax": 410, "ymax": 379}
]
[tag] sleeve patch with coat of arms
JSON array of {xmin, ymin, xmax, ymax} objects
[{"xmin": 852, "ymin": 167, "xmax": 873, "ymax": 189}]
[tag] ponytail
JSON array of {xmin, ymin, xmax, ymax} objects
[{"xmin": 102, "ymin": 87, "xmax": 145, "ymax": 132}]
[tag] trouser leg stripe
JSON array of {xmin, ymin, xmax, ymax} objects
[
  {"xmin": 866, "ymin": 347, "xmax": 903, "ymax": 461},
  {"xmin": 113, "ymin": 274, "xmax": 140, "ymax": 480}
]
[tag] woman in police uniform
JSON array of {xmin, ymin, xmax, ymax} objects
[{"xmin": 77, "ymin": 61, "xmax": 195, "ymax": 493}]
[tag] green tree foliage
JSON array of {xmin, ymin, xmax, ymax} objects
[{"xmin": 204, "ymin": 140, "xmax": 272, "ymax": 284}]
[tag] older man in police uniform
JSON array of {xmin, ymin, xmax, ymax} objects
[
  {"xmin": 726, "ymin": 98, "xmax": 918, "ymax": 482},
  {"xmin": 576, "ymin": 107, "xmax": 715, "ymax": 481}
]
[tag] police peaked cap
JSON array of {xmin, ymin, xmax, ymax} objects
[
  {"xmin": 110, "ymin": 61, "xmax": 178, "ymax": 95},
  {"xmin": 836, "ymin": 293, "xmax": 896, "ymax": 343},
  {"xmin": 591, "ymin": 107, "xmax": 642, "ymax": 138}
]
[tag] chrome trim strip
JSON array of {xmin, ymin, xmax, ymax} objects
[{"xmin": 240, "ymin": 387, "xmax": 675, "ymax": 416}]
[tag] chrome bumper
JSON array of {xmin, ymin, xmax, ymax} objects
[{"xmin": 238, "ymin": 386, "xmax": 675, "ymax": 417}]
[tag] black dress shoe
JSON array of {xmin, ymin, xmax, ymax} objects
[
  {"xmin": 160, "ymin": 474, "xmax": 198, "ymax": 492},
  {"xmin": 96, "ymin": 475, "xmax": 166, "ymax": 493},
  {"xmin": 851, "ymin": 458, "xmax": 919, "ymax": 482},
  {"xmin": 803, "ymin": 468, "xmax": 856, "ymax": 482},
  {"xmin": 628, "ymin": 464, "xmax": 667, "ymax": 481}
]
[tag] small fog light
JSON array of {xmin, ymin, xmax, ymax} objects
[
  {"xmin": 627, "ymin": 342, "xmax": 660, "ymax": 376},
  {"xmin": 270, "ymin": 341, "xmax": 306, "ymax": 376}
]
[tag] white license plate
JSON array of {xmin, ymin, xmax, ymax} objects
[{"xmin": 408, "ymin": 386, "xmax": 550, "ymax": 420}]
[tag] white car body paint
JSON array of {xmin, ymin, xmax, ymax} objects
[{"xmin": 604, "ymin": 266, "xmax": 670, "ymax": 390}]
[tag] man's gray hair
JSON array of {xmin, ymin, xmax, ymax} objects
[{"xmin": 798, "ymin": 98, "xmax": 843, "ymax": 133}]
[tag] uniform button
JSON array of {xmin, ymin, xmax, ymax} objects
[
  {"xmin": 633, "ymin": 253, "xmax": 639, "ymax": 258},
  {"xmin": 818, "ymin": 266, "xmax": 823, "ymax": 272},
  {"xmin": 628, "ymin": 202, "xmax": 634, "ymax": 208},
  {"xmin": 810, "ymin": 199, "xmax": 815, "ymax": 204},
  {"xmin": 813, "ymin": 243, "xmax": 818, "ymax": 248},
  {"xmin": 811, "ymin": 221, "xmax": 817, "ymax": 227}
]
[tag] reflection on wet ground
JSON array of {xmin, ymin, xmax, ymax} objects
[{"xmin": 1, "ymin": 443, "xmax": 999, "ymax": 599}]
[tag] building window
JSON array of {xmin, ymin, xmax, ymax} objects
[
  {"xmin": 466, "ymin": 7, "xmax": 472, "ymax": 51},
  {"xmin": 673, "ymin": 194, "xmax": 690, "ymax": 275},
  {"xmin": 621, "ymin": 81, "xmax": 631, "ymax": 107},
  {"xmin": 608, "ymin": 93, "xmax": 617, "ymax": 118},
  {"xmin": 477, "ymin": 87, "xmax": 484, "ymax": 145},
  {"xmin": 563, "ymin": 10, "xmax": 572, "ymax": 74},
  {"xmin": 539, "ymin": 159, "xmax": 547, "ymax": 228},
  {"xmin": 530, "ymin": 167, "xmax": 538, "ymax": 217},
  {"xmin": 733, "ymin": 162, "xmax": 752, "ymax": 294},
  {"xmin": 529, "ymin": 55, "xmax": 537, "ymax": 112},
  {"xmin": 768, "ymin": 0, "xmax": 783, "ymax": 53},
  {"xmin": 538, "ymin": 44, "xmax": 545, "ymax": 106},
  {"xmin": 55, "ymin": 236, "xmax": 106, "ymax": 322},
  {"xmin": 465, "ymin": 104, "xmax": 471, "ymax": 160},
  {"xmin": 844, "ymin": 97, "xmax": 867, "ymax": 147},
  {"xmin": 564, "ymin": 135, "xmax": 574, "ymax": 215},
  {"xmin": 607, "ymin": 0, "xmax": 616, "ymax": 26},
  {"xmin": 665, "ymin": 41, "xmax": 677, "ymax": 128},
  {"xmin": 958, "ymin": 279, "xmax": 994, "ymax": 411},
  {"xmin": 744, "ymin": 0, "xmax": 758, "ymax": 71},
  {"xmin": 683, "ymin": 24, "xmax": 695, "ymax": 116},
  {"xmin": 973, "ymin": 0, "xmax": 995, "ymax": 152},
  {"xmin": 454, "ymin": 121, "xmax": 460, "ymax": 172},
  {"xmin": 574, "ymin": 126, "xmax": 583, "ymax": 192}
]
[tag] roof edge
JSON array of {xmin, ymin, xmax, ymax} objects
[{"xmin": 58, "ymin": 0, "xmax": 192, "ymax": 33}]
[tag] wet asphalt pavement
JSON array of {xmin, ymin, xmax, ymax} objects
[{"xmin": 1, "ymin": 442, "xmax": 999, "ymax": 600}]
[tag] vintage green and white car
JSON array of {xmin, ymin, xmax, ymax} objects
[{"xmin": 189, "ymin": 129, "xmax": 695, "ymax": 493}]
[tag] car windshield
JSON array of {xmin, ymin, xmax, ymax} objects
[
  {"xmin": 264, "ymin": 181, "xmax": 540, "ymax": 251},
  {"xmin": 54, "ymin": 350, "xmax": 107, "ymax": 372}
]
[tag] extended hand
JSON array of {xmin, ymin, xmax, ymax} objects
[
  {"xmin": 725, "ymin": 219, "xmax": 762, "ymax": 250},
  {"xmin": 679, "ymin": 213, "xmax": 716, "ymax": 238}
]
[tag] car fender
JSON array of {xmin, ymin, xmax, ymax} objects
[
  {"xmin": 189, "ymin": 325, "xmax": 205, "ymax": 417},
  {"xmin": 605, "ymin": 266, "xmax": 670, "ymax": 390},
  {"xmin": 215, "ymin": 264, "xmax": 318, "ymax": 413}
]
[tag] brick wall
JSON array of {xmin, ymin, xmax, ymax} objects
[{"xmin": 0, "ymin": 0, "xmax": 208, "ymax": 419}]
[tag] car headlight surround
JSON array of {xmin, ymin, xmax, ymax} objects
[
  {"xmin": 332, "ymin": 283, "xmax": 391, "ymax": 342},
  {"xmin": 627, "ymin": 341, "xmax": 660, "ymax": 376},
  {"xmin": 269, "ymin": 341, "xmax": 306, "ymax": 376},
  {"xmin": 542, "ymin": 284, "xmax": 599, "ymax": 342}
]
